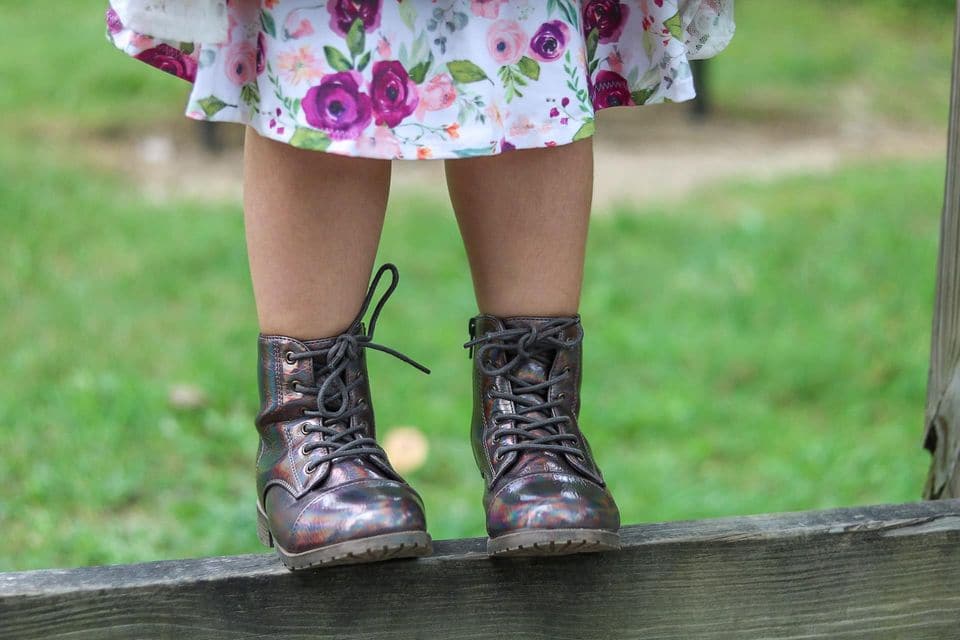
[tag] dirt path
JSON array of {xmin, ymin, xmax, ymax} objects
[{"xmin": 90, "ymin": 105, "xmax": 946, "ymax": 212}]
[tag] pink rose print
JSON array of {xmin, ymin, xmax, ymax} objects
[
  {"xmin": 582, "ymin": 0, "xmax": 630, "ymax": 44},
  {"xmin": 369, "ymin": 60, "xmax": 419, "ymax": 127},
  {"xmin": 487, "ymin": 20, "xmax": 527, "ymax": 66},
  {"xmin": 135, "ymin": 44, "xmax": 197, "ymax": 82},
  {"xmin": 470, "ymin": 0, "xmax": 508, "ymax": 19},
  {"xmin": 225, "ymin": 42, "xmax": 258, "ymax": 86},
  {"xmin": 415, "ymin": 73, "xmax": 457, "ymax": 120},
  {"xmin": 303, "ymin": 71, "xmax": 373, "ymax": 140},
  {"xmin": 327, "ymin": 0, "xmax": 383, "ymax": 36},
  {"xmin": 356, "ymin": 124, "xmax": 403, "ymax": 158},
  {"xmin": 283, "ymin": 9, "xmax": 316, "ymax": 39}
]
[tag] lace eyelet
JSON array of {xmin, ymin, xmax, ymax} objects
[
  {"xmin": 284, "ymin": 351, "xmax": 297, "ymax": 365},
  {"xmin": 300, "ymin": 445, "xmax": 310, "ymax": 456},
  {"xmin": 557, "ymin": 392, "xmax": 567, "ymax": 399},
  {"xmin": 304, "ymin": 464, "xmax": 316, "ymax": 475},
  {"xmin": 300, "ymin": 423, "xmax": 309, "ymax": 435}
]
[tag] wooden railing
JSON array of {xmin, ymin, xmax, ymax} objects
[{"xmin": 2, "ymin": 500, "xmax": 959, "ymax": 639}]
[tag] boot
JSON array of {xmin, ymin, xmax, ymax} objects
[
  {"xmin": 465, "ymin": 314, "xmax": 620, "ymax": 556},
  {"xmin": 255, "ymin": 264, "xmax": 432, "ymax": 569}
]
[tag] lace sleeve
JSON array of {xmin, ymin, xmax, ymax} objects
[{"xmin": 683, "ymin": 0, "xmax": 736, "ymax": 60}]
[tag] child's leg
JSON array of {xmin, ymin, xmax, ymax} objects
[
  {"xmin": 447, "ymin": 139, "xmax": 620, "ymax": 557},
  {"xmin": 243, "ymin": 128, "xmax": 391, "ymax": 339},
  {"xmin": 444, "ymin": 139, "xmax": 593, "ymax": 316},
  {"xmin": 244, "ymin": 129, "xmax": 431, "ymax": 570}
]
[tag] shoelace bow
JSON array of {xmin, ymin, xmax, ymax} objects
[
  {"xmin": 464, "ymin": 317, "xmax": 586, "ymax": 474},
  {"xmin": 288, "ymin": 264, "xmax": 430, "ymax": 473}
]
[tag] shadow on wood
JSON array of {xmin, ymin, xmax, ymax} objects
[{"xmin": 2, "ymin": 499, "xmax": 959, "ymax": 639}]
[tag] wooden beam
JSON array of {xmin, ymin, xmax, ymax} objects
[
  {"xmin": 924, "ymin": 0, "xmax": 960, "ymax": 499},
  {"xmin": 3, "ymin": 499, "xmax": 959, "ymax": 639}
]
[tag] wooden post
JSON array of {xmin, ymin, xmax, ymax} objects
[{"xmin": 925, "ymin": 1, "xmax": 960, "ymax": 499}]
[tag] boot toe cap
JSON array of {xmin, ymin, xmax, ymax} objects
[
  {"xmin": 266, "ymin": 479, "xmax": 427, "ymax": 554},
  {"xmin": 485, "ymin": 472, "xmax": 620, "ymax": 539}
]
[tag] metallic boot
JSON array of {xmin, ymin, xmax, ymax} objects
[
  {"xmin": 465, "ymin": 314, "xmax": 621, "ymax": 556},
  {"xmin": 255, "ymin": 264, "xmax": 432, "ymax": 569}
]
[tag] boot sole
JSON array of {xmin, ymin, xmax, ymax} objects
[
  {"xmin": 488, "ymin": 529, "xmax": 620, "ymax": 557},
  {"xmin": 257, "ymin": 504, "xmax": 433, "ymax": 571}
]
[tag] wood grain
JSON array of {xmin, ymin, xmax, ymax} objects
[
  {"xmin": 3, "ymin": 499, "xmax": 959, "ymax": 639},
  {"xmin": 925, "ymin": 0, "xmax": 960, "ymax": 499}
]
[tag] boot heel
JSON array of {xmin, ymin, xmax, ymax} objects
[{"xmin": 256, "ymin": 505, "xmax": 274, "ymax": 548}]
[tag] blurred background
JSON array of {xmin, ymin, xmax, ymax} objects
[{"xmin": 0, "ymin": 0, "xmax": 955, "ymax": 571}]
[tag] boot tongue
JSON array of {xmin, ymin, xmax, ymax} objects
[
  {"xmin": 509, "ymin": 350, "xmax": 569, "ymax": 476},
  {"xmin": 513, "ymin": 352, "xmax": 551, "ymax": 385},
  {"xmin": 299, "ymin": 332, "xmax": 392, "ymax": 487}
]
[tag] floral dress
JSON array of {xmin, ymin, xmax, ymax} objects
[{"xmin": 107, "ymin": 0, "xmax": 734, "ymax": 160}]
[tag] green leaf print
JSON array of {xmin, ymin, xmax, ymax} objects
[
  {"xmin": 586, "ymin": 28, "xmax": 599, "ymax": 66},
  {"xmin": 289, "ymin": 127, "xmax": 332, "ymax": 151},
  {"xmin": 197, "ymin": 95, "xmax": 228, "ymax": 117},
  {"xmin": 642, "ymin": 29, "xmax": 657, "ymax": 59},
  {"xmin": 499, "ymin": 65, "xmax": 529, "ymax": 102},
  {"xmin": 664, "ymin": 12, "xmax": 683, "ymax": 40},
  {"xmin": 631, "ymin": 84, "xmax": 660, "ymax": 106},
  {"xmin": 408, "ymin": 53, "xmax": 434, "ymax": 84},
  {"xmin": 398, "ymin": 2, "xmax": 417, "ymax": 32},
  {"xmin": 517, "ymin": 56, "xmax": 541, "ymax": 81},
  {"xmin": 447, "ymin": 60, "xmax": 490, "ymax": 84},
  {"xmin": 572, "ymin": 119, "xmax": 596, "ymax": 142},
  {"xmin": 324, "ymin": 46, "xmax": 353, "ymax": 71},
  {"xmin": 356, "ymin": 51, "xmax": 372, "ymax": 72},
  {"xmin": 453, "ymin": 145, "xmax": 498, "ymax": 158},
  {"xmin": 240, "ymin": 83, "xmax": 261, "ymax": 109},
  {"xmin": 260, "ymin": 10, "xmax": 277, "ymax": 38},
  {"xmin": 346, "ymin": 18, "xmax": 365, "ymax": 58},
  {"xmin": 549, "ymin": 0, "xmax": 579, "ymax": 28},
  {"xmin": 179, "ymin": 42, "xmax": 195, "ymax": 55}
]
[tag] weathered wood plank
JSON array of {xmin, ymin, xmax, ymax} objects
[
  {"xmin": 2, "ymin": 500, "xmax": 959, "ymax": 639},
  {"xmin": 924, "ymin": 0, "xmax": 960, "ymax": 499}
]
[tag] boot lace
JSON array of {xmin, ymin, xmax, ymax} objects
[
  {"xmin": 464, "ymin": 317, "xmax": 585, "ymax": 471},
  {"xmin": 288, "ymin": 264, "xmax": 430, "ymax": 473}
]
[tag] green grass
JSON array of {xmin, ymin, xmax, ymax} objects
[
  {"xmin": 0, "ymin": 140, "xmax": 942, "ymax": 570},
  {"xmin": 712, "ymin": 0, "xmax": 954, "ymax": 125}
]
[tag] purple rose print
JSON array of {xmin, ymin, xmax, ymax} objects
[
  {"xmin": 303, "ymin": 71, "xmax": 373, "ymax": 140},
  {"xmin": 368, "ymin": 61, "xmax": 419, "ymax": 128},
  {"xmin": 582, "ymin": 0, "xmax": 629, "ymax": 44},
  {"xmin": 327, "ymin": 0, "xmax": 382, "ymax": 36},
  {"xmin": 105, "ymin": 7, "xmax": 123, "ymax": 35},
  {"xmin": 135, "ymin": 44, "xmax": 198, "ymax": 82},
  {"xmin": 529, "ymin": 21, "xmax": 570, "ymax": 62},
  {"xmin": 590, "ymin": 70, "xmax": 634, "ymax": 109},
  {"xmin": 256, "ymin": 32, "xmax": 267, "ymax": 75}
]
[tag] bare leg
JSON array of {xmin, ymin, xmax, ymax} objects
[
  {"xmin": 243, "ymin": 128, "xmax": 391, "ymax": 338},
  {"xmin": 444, "ymin": 139, "xmax": 593, "ymax": 316}
]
